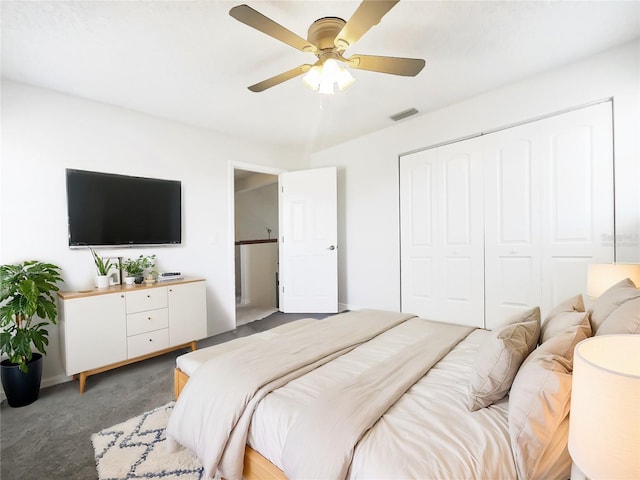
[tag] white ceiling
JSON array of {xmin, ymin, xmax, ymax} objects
[{"xmin": 2, "ymin": 1, "xmax": 639, "ymax": 154}]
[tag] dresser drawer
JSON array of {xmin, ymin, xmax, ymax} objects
[
  {"xmin": 127, "ymin": 328, "xmax": 169, "ymax": 359},
  {"xmin": 126, "ymin": 308, "xmax": 169, "ymax": 336},
  {"xmin": 126, "ymin": 287, "xmax": 167, "ymax": 314}
]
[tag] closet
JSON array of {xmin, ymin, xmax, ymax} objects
[{"xmin": 400, "ymin": 102, "xmax": 614, "ymax": 329}]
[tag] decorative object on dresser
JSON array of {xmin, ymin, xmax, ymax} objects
[
  {"xmin": 569, "ymin": 334, "xmax": 640, "ymax": 480},
  {"xmin": 90, "ymin": 247, "xmax": 114, "ymax": 289},
  {"xmin": 158, "ymin": 272, "xmax": 184, "ymax": 282},
  {"xmin": 0, "ymin": 260, "xmax": 63, "ymax": 407},
  {"xmin": 57, "ymin": 278, "xmax": 207, "ymax": 393},
  {"xmin": 121, "ymin": 254, "xmax": 156, "ymax": 285}
]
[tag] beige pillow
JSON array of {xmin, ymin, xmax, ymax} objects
[
  {"xmin": 589, "ymin": 278, "xmax": 640, "ymax": 333},
  {"xmin": 467, "ymin": 307, "xmax": 540, "ymax": 411},
  {"xmin": 541, "ymin": 294, "xmax": 586, "ymax": 344},
  {"xmin": 596, "ymin": 296, "xmax": 640, "ymax": 335},
  {"xmin": 509, "ymin": 319, "xmax": 590, "ymax": 480},
  {"xmin": 545, "ymin": 294, "xmax": 585, "ymax": 319}
]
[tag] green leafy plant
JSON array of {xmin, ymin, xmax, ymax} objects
[
  {"xmin": 89, "ymin": 247, "xmax": 113, "ymax": 276},
  {"xmin": 121, "ymin": 254, "xmax": 156, "ymax": 276},
  {"xmin": 0, "ymin": 261, "xmax": 63, "ymax": 372}
]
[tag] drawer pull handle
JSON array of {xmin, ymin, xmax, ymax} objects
[
  {"xmin": 147, "ymin": 295, "xmax": 151, "ymax": 298},
  {"xmin": 148, "ymin": 317, "xmax": 152, "ymax": 320},
  {"xmin": 149, "ymin": 339, "xmax": 153, "ymax": 342}
]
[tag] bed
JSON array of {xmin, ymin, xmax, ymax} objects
[{"xmin": 167, "ymin": 279, "xmax": 640, "ymax": 480}]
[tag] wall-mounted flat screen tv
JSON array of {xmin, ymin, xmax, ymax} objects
[{"xmin": 66, "ymin": 168, "xmax": 182, "ymax": 247}]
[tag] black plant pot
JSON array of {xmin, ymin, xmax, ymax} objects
[
  {"xmin": 134, "ymin": 275, "xmax": 144, "ymax": 284},
  {"xmin": 1, "ymin": 353, "xmax": 43, "ymax": 408}
]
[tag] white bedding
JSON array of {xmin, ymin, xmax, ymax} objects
[
  {"xmin": 174, "ymin": 313, "xmax": 518, "ymax": 479},
  {"xmin": 168, "ymin": 310, "xmax": 416, "ymax": 479},
  {"xmin": 248, "ymin": 320, "xmax": 517, "ymax": 479}
]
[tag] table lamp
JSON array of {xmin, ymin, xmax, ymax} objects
[
  {"xmin": 586, "ymin": 263, "xmax": 640, "ymax": 299},
  {"xmin": 568, "ymin": 334, "xmax": 640, "ymax": 479}
]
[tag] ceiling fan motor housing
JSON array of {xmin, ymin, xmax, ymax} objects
[{"xmin": 307, "ymin": 17, "xmax": 347, "ymax": 52}]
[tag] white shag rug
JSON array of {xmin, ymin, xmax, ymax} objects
[{"xmin": 91, "ymin": 402, "xmax": 205, "ymax": 480}]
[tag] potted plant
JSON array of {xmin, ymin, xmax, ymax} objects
[
  {"xmin": 90, "ymin": 247, "xmax": 113, "ymax": 288},
  {"xmin": 0, "ymin": 260, "xmax": 63, "ymax": 407},
  {"xmin": 121, "ymin": 254, "xmax": 156, "ymax": 285}
]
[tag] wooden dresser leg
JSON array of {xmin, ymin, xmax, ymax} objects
[
  {"xmin": 190, "ymin": 340, "xmax": 197, "ymax": 351},
  {"xmin": 79, "ymin": 372, "xmax": 87, "ymax": 394}
]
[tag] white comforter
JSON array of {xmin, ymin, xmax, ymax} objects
[
  {"xmin": 249, "ymin": 320, "xmax": 518, "ymax": 479},
  {"xmin": 170, "ymin": 311, "xmax": 518, "ymax": 479},
  {"xmin": 167, "ymin": 309, "xmax": 416, "ymax": 479}
]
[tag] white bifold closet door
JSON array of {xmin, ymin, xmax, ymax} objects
[
  {"xmin": 483, "ymin": 102, "xmax": 614, "ymax": 328},
  {"xmin": 400, "ymin": 139, "xmax": 485, "ymax": 327},
  {"xmin": 401, "ymin": 102, "xmax": 614, "ymax": 329}
]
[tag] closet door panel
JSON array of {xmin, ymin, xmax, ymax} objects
[
  {"xmin": 484, "ymin": 132, "xmax": 541, "ymax": 328},
  {"xmin": 401, "ymin": 102, "xmax": 613, "ymax": 330},
  {"xmin": 400, "ymin": 149, "xmax": 442, "ymax": 317},
  {"xmin": 539, "ymin": 103, "xmax": 614, "ymax": 312},
  {"xmin": 400, "ymin": 141, "xmax": 483, "ymax": 327},
  {"xmin": 437, "ymin": 141, "xmax": 484, "ymax": 326}
]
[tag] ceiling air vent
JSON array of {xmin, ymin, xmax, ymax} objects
[{"xmin": 390, "ymin": 108, "xmax": 419, "ymax": 122}]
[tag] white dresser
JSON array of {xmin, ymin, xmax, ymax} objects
[{"xmin": 58, "ymin": 278, "xmax": 207, "ymax": 393}]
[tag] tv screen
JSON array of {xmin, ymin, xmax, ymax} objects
[{"xmin": 66, "ymin": 169, "xmax": 182, "ymax": 247}]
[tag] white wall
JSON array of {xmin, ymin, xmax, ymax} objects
[
  {"xmin": 310, "ymin": 40, "xmax": 640, "ymax": 312},
  {"xmin": 235, "ymin": 183, "xmax": 279, "ymax": 241},
  {"xmin": 0, "ymin": 81, "xmax": 303, "ymax": 388},
  {"xmin": 239, "ymin": 242, "xmax": 278, "ymax": 307}
]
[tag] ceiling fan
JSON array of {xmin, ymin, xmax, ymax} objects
[{"xmin": 229, "ymin": 1, "xmax": 426, "ymax": 93}]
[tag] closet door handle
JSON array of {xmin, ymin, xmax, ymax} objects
[{"xmin": 328, "ymin": 245, "xmax": 336, "ymax": 251}]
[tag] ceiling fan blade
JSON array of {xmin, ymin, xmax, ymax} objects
[
  {"xmin": 248, "ymin": 65, "xmax": 313, "ymax": 92},
  {"xmin": 334, "ymin": 0, "xmax": 399, "ymax": 50},
  {"xmin": 230, "ymin": 4, "xmax": 317, "ymax": 54},
  {"xmin": 347, "ymin": 54, "xmax": 425, "ymax": 76}
]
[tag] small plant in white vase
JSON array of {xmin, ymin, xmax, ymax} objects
[
  {"xmin": 90, "ymin": 248, "xmax": 113, "ymax": 289},
  {"xmin": 121, "ymin": 254, "xmax": 156, "ymax": 285}
]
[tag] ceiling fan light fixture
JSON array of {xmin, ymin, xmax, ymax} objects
[
  {"xmin": 302, "ymin": 57, "xmax": 355, "ymax": 94},
  {"xmin": 230, "ymin": 2, "xmax": 425, "ymax": 93}
]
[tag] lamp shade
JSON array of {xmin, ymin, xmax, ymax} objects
[
  {"xmin": 586, "ymin": 263, "xmax": 640, "ymax": 298},
  {"xmin": 568, "ymin": 335, "xmax": 640, "ymax": 479}
]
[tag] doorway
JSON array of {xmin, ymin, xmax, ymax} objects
[{"xmin": 233, "ymin": 165, "xmax": 280, "ymax": 326}]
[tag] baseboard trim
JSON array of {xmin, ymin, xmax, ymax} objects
[
  {"xmin": 42, "ymin": 373, "xmax": 73, "ymax": 389},
  {"xmin": 1, "ymin": 373, "xmax": 71, "ymax": 402},
  {"xmin": 339, "ymin": 302, "xmax": 359, "ymax": 312}
]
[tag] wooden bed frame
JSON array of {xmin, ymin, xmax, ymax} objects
[{"xmin": 173, "ymin": 368, "xmax": 287, "ymax": 480}]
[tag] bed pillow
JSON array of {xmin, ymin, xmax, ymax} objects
[
  {"xmin": 596, "ymin": 296, "xmax": 640, "ymax": 335},
  {"xmin": 540, "ymin": 294, "xmax": 586, "ymax": 344},
  {"xmin": 589, "ymin": 278, "xmax": 640, "ymax": 333},
  {"xmin": 508, "ymin": 318, "xmax": 590, "ymax": 480},
  {"xmin": 546, "ymin": 294, "xmax": 585, "ymax": 318},
  {"xmin": 467, "ymin": 307, "xmax": 540, "ymax": 411}
]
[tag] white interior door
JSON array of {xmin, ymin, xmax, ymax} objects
[
  {"xmin": 401, "ymin": 102, "xmax": 613, "ymax": 330},
  {"xmin": 400, "ymin": 139, "xmax": 485, "ymax": 327},
  {"xmin": 483, "ymin": 124, "xmax": 543, "ymax": 326},
  {"xmin": 537, "ymin": 102, "xmax": 614, "ymax": 313},
  {"xmin": 279, "ymin": 167, "xmax": 338, "ymax": 313},
  {"xmin": 484, "ymin": 102, "xmax": 613, "ymax": 327}
]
